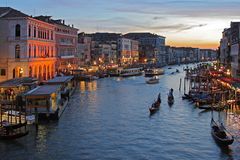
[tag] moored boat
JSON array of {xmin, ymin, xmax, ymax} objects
[
  {"xmin": 145, "ymin": 68, "xmax": 164, "ymax": 77},
  {"xmin": 211, "ymin": 119, "xmax": 234, "ymax": 146},
  {"xmin": 120, "ymin": 68, "xmax": 143, "ymax": 77}
]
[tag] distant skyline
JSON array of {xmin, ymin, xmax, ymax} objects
[{"xmin": 3, "ymin": 0, "xmax": 240, "ymax": 49}]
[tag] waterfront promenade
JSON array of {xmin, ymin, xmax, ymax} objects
[{"xmin": 0, "ymin": 64, "xmax": 240, "ymax": 160}]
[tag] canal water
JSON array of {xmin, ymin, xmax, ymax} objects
[{"xmin": 1, "ymin": 64, "xmax": 240, "ymax": 160}]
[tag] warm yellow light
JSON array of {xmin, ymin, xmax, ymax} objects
[{"xmin": 19, "ymin": 68, "xmax": 24, "ymax": 74}]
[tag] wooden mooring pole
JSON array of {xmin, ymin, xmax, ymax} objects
[{"xmin": 179, "ymin": 78, "xmax": 182, "ymax": 91}]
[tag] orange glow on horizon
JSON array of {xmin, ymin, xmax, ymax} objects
[{"xmin": 168, "ymin": 41, "xmax": 218, "ymax": 50}]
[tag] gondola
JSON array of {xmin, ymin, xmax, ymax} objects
[
  {"xmin": 149, "ymin": 101, "xmax": 160, "ymax": 114},
  {"xmin": 168, "ymin": 88, "xmax": 174, "ymax": 105},
  {"xmin": 211, "ymin": 119, "xmax": 234, "ymax": 146},
  {"xmin": 199, "ymin": 105, "xmax": 211, "ymax": 110},
  {"xmin": 0, "ymin": 130, "xmax": 29, "ymax": 140},
  {"xmin": 0, "ymin": 122, "xmax": 29, "ymax": 140},
  {"xmin": 168, "ymin": 95, "xmax": 174, "ymax": 105},
  {"xmin": 182, "ymin": 93, "xmax": 192, "ymax": 100},
  {"xmin": 149, "ymin": 94, "xmax": 161, "ymax": 115}
]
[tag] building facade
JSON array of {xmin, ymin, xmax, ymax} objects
[
  {"xmin": 123, "ymin": 32, "xmax": 165, "ymax": 64},
  {"xmin": 35, "ymin": 16, "xmax": 79, "ymax": 73},
  {"xmin": 78, "ymin": 33, "xmax": 91, "ymax": 65},
  {"xmin": 118, "ymin": 38, "xmax": 139, "ymax": 65},
  {"xmin": 220, "ymin": 28, "xmax": 231, "ymax": 68},
  {"xmin": 0, "ymin": 7, "xmax": 56, "ymax": 82},
  {"xmin": 230, "ymin": 22, "xmax": 240, "ymax": 77}
]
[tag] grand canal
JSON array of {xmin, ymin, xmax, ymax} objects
[{"xmin": 1, "ymin": 64, "xmax": 240, "ymax": 160}]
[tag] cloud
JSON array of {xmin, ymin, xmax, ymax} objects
[{"xmin": 132, "ymin": 23, "xmax": 207, "ymax": 32}]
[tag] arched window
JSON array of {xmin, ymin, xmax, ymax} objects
[
  {"xmin": 15, "ymin": 24, "xmax": 21, "ymax": 37},
  {"xmin": 15, "ymin": 45, "xmax": 20, "ymax": 58},
  {"xmin": 28, "ymin": 25, "xmax": 31, "ymax": 37}
]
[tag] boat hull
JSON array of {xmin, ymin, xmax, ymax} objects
[{"xmin": 121, "ymin": 72, "xmax": 142, "ymax": 77}]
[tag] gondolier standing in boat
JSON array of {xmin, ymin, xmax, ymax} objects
[{"xmin": 157, "ymin": 93, "xmax": 161, "ymax": 103}]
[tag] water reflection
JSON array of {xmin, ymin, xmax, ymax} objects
[
  {"xmin": 79, "ymin": 80, "xmax": 97, "ymax": 92},
  {"xmin": 1, "ymin": 64, "xmax": 240, "ymax": 159}
]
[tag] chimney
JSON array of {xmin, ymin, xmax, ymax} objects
[{"xmin": 63, "ymin": 20, "xmax": 65, "ymax": 25}]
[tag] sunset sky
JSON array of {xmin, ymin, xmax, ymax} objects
[{"xmin": 4, "ymin": 0, "xmax": 240, "ymax": 49}]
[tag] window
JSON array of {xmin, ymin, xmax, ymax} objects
[
  {"xmin": 15, "ymin": 24, "xmax": 21, "ymax": 37},
  {"xmin": 29, "ymin": 45, "xmax": 31, "ymax": 57},
  {"xmin": 34, "ymin": 45, "xmax": 36, "ymax": 57},
  {"xmin": 0, "ymin": 69, "xmax": 6, "ymax": 76},
  {"xmin": 28, "ymin": 25, "xmax": 31, "ymax": 37},
  {"xmin": 51, "ymin": 31, "xmax": 53, "ymax": 40},
  {"xmin": 15, "ymin": 45, "xmax": 20, "ymax": 58},
  {"xmin": 34, "ymin": 27, "xmax": 36, "ymax": 37}
]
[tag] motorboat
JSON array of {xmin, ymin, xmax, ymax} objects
[
  {"xmin": 146, "ymin": 77, "xmax": 159, "ymax": 84},
  {"xmin": 145, "ymin": 68, "xmax": 164, "ymax": 77}
]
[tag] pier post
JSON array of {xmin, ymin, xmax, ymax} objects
[
  {"xmin": 179, "ymin": 78, "xmax": 182, "ymax": 91},
  {"xmin": 35, "ymin": 107, "xmax": 39, "ymax": 131}
]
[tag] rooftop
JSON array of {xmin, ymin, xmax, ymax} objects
[
  {"xmin": 0, "ymin": 7, "xmax": 28, "ymax": 18},
  {"xmin": 34, "ymin": 15, "xmax": 77, "ymax": 29},
  {"xmin": 0, "ymin": 77, "xmax": 38, "ymax": 87},
  {"xmin": 47, "ymin": 76, "xmax": 74, "ymax": 84},
  {"xmin": 123, "ymin": 32, "xmax": 165, "ymax": 39},
  {"xmin": 25, "ymin": 85, "xmax": 61, "ymax": 96}
]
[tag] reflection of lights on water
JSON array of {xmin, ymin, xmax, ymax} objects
[
  {"xmin": 79, "ymin": 81, "xmax": 97, "ymax": 92},
  {"xmin": 36, "ymin": 125, "xmax": 48, "ymax": 152},
  {"xmin": 80, "ymin": 81, "xmax": 86, "ymax": 92}
]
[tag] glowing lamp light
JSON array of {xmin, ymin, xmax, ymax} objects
[
  {"xmin": 19, "ymin": 68, "xmax": 24, "ymax": 74},
  {"xmin": 226, "ymin": 69, "xmax": 231, "ymax": 76}
]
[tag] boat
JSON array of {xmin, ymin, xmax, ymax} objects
[
  {"xmin": 199, "ymin": 103, "xmax": 227, "ymax": 111},
  {"xmin": 182, "ymin": 93, "xmax": 192, "ymax": 100},
  {"xmin": 0, "ymin": 121, "xmax": 29, "ymax": 140},
  {"xmin": 120, "ymin": 68, "xmax": 143, "ymax": 77},
  {"xmin": 149, "ymin": 93, "xmax": 161, "ymax": 115},
  {"xmin": 168, "ymin": 88, "xmax": 174, "ymax": 105},
  {"xmin": 146, "ymin": 77, "xmax": 159, "ymax": 84},
  {"xmin": 176, "ymin": 69, "xmax": 180, "ymax": 73},
  {"xmin": 211, "ymin": 119, "xmax": 234, "ymax": 146},
  {"xmin": 199, "ymin": 105, "xmax": 211, "ymax": 110},
  {"xmin": 145, "ymin": 68, "xmax": 164, "ymax": 77}
]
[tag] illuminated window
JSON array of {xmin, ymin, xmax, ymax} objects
[
  {"xmin": 15, "ymin": 45, "xmax": 20, "ymax": 58},
  {"xmin": 15, "ymin": 24, "xmax": 21, "ymax": 37}
]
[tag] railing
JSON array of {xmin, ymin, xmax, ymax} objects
[
  {"xmin": 8, "ymin": 57, "xmax": 57, "ymax": 62},
  {"xmin": 8, "ymin": 36, "xmax": 55, "ymax": 42}
]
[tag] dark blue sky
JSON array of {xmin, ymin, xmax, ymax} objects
[{"xmin": 3, "ymin": 0, "xmax": 240, "ymax": 48}]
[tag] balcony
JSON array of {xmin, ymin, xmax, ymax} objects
[
  {"xmin": 8, "ymin": 36, "xmax": 27, "ymax": 41},
  {"xmin": 60, "ymin": 55, "xmax": 75, "ymax": 59},
  {"xmin": 59, "ymin": 42, "xmax": 74, "ymax": 46},
  {"xmin": 8, "ymin": 57, "xmax": 57, "ymax": 63}
]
